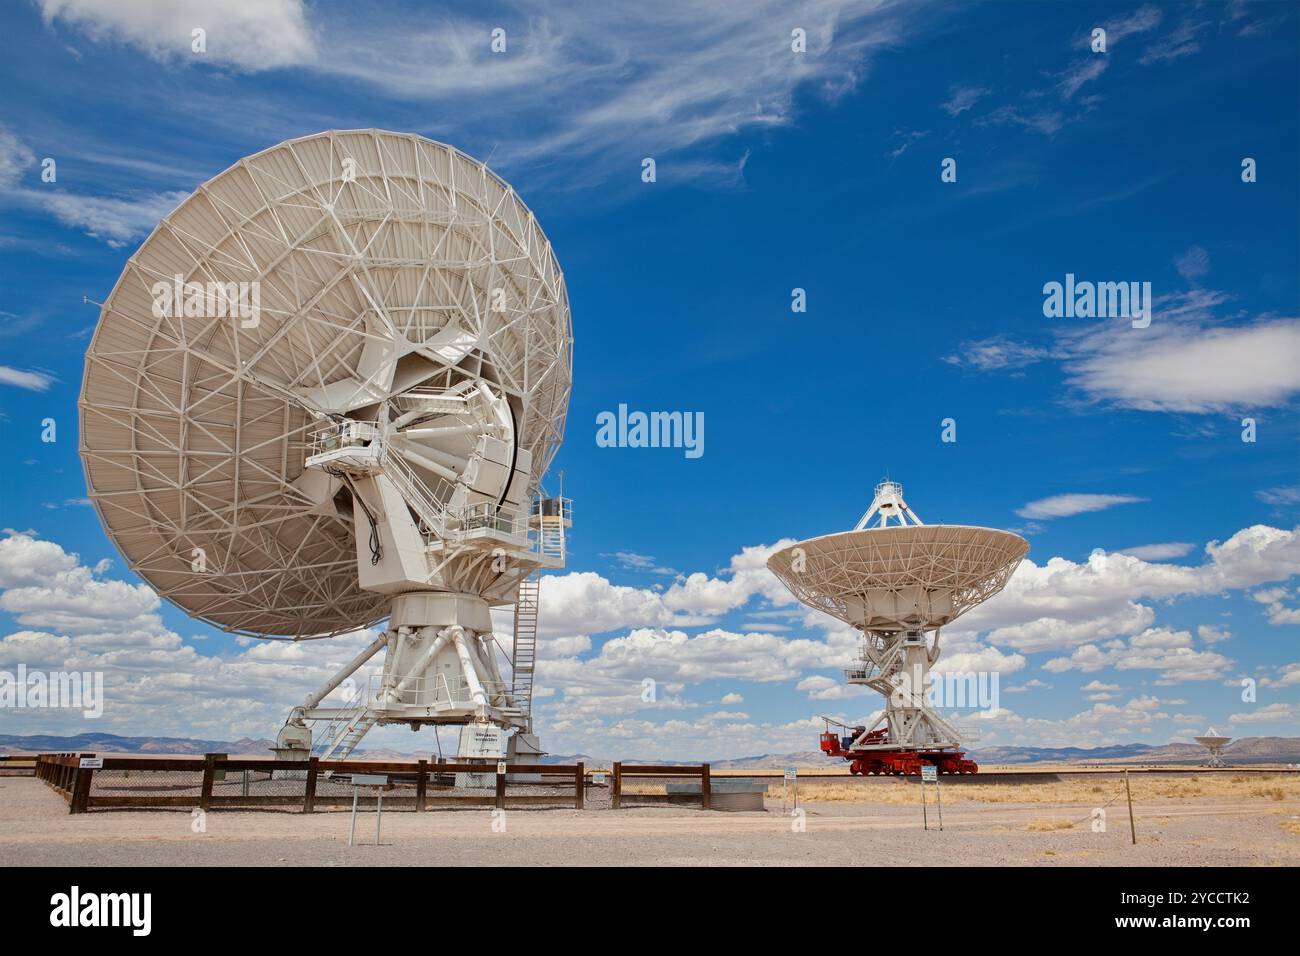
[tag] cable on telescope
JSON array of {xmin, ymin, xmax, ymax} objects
[{"xmin": 329, "ymin": 468, "xmax": 383, "ymax": 566}]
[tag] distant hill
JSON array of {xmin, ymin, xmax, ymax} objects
[
  {"xmin": 3, "ymin": 733, "xmax": 1297, "ymax": 766},
  {"xmin": 0, "ymin": 732, "xmax": 277, "ymax": 756}
]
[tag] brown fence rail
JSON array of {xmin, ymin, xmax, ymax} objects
[
  {"xmin": 0, "ymin": 754, "xmax": 37, "ymax": 776},
  {"xmin": 34, "ymin": 753, "xmax": 586, "ymax": 814},
  {"xmin": 611, "ymin": 762, "xmax": 711, "ymax": 809}
]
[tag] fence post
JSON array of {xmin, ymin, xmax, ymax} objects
[
  {"xmin": 70, "ymin": 755, "xmax": 95, "ymax": 815},
  {"xmin": 200, "ymin": 753, "xmax": 216, "ymax": 811},
  {"xmin": 495, "ymin": 766, "xmax": 506, "ymax": 810},
  {"xmin": 612, "ymin": 762, "xmax": 622, "ymax": 810},
  {"xmin": 415, "ymin": 759, "xmax": 427, "ymax": 812},
  {"xmin": 575, "ymin": 762, "xmax": 585, "ymax": 810},
  {"xmin": 304, "ymin": 757, "xmax": 319, "ymax": 814},
  {"xmin": 701, "ymin": 763, "xmax": 711, "ymax": 811}
]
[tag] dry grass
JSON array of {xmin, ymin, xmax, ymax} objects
[
  {"xmin": 1027, "ymin": 819, "xmax": 1075, "ymax": 831},
  {"xmin": 1281, "ymin": 820, "xmax": 1300, "ymax": 836},
  {"xmin": 743, "ymin": 773, "xmax": 1300, "ymax": 805}
]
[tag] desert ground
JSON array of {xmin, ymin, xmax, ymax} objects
[{"xmin": 3, "ymin": 771, "xmax": 1298, "ymax": 866}]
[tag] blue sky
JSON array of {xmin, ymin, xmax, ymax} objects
[{"xmin": 0, "ymin": 0, "xmax": 1297, "ymax": 759}]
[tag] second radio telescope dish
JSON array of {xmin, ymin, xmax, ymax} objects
[{"xmin": 80, "ymin": 130, "xmax": 572, "ymax": 638}]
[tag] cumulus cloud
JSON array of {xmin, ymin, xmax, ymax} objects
[
  {"xmin": 1042, "ymin": 628, "xmax": 1233, "ymax": 682},
  {"xmin": 4, "ymin": 521, "xmax": 1299, "ymax": 755}
]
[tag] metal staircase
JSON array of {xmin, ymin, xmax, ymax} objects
[
  {"xmin": 312, "ymin": 686, "xmax": 379, "ymax": 762},
  {"xmin": 380, "ymin": 441, "xmax": 452, "ymax": 539},
  {"xmin": 511, "ymin": 574, "xmax": 540, "ymax": 728}
]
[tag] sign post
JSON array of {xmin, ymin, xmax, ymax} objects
[
  {"xmin": 920, "ymin": 764, "xmax": 941, "ymax": 831},
  {"xmin": 783, "ymin": 767, "xmax": 798, "ymax": 812},
  {"xmin": 348, "ymin": 773, "xmax": 389, "ymax": 847}
]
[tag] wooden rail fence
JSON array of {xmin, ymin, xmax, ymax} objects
[
  {"xmin": 611, "ymin": 762, "xmax": 711, "ymax": 809},
  {"xmin": 33, "ymin": 753, "xmax": 585, "ymax": 814},
  {"xmin": 0, "ymin": 753, "xmax": 37, "ymax": 776}
]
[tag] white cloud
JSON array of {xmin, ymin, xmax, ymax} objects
[
  {"xmin": 1057, "ymin": 58, "xmax": 1107, "ymax": 99},
  {"xmin": 39, "ymin": 0, "xmax": 316, "ymax": 71},
  {"xmin": 1174, "ymin": 245, "xmax": 1210, "ymax": 281},
  {"xmin": 1141, "ymin": 18, "xmax": 1209, "ymax": 65},
  {"xmin": 1196, "ymin": 625, "xmax": 1231, "ymax": 644},
  {"xmin": 1229, "ymin": 702, "xmax": 1297, "ymax": 724},
  {"xmin": 1069, "ymin": 318, "xmax": 1300, "ymax": 413},
  {"xmin": 1257, "ymin": 486, "xmax": 1300, "ymax": 507},
  {"xmin": 4, "ymin": 521, "xmax": 1299, "ymax": 754},
  {"xmin": 1082, "ymin": 680, "xmax": 1119, "ymax": 691},
  {"xmin": 1043, "ymin": 628, "xmax": 1233, "ymax": 682},
  {"xmin": 1016, "ymin": 493, "xmax": 1145, "ymax": 520},
  {"xmin": 940, "ymin": 84, "xmax": 990, "ymax": 116},
  {"xmin": 961, "ymin": 525, "xmax": 1300, "ymax": 656},
  {"xmin": 38, "ymin": 188, "xmax": 190, "ymax": 248},
  {"xmin": 1098, "ymin": 5, "xmax": 1164, "ymax": 45},
  {"xmin": 0, "ymin": 366, "xmax": 54, "ymax": 391},
  {"xmin": 980, "ymin": 105, "xmax": 1066, "ymax": 137},
  {"xmin": 0, "ymin": 124, "xmax": 36, "ymax": 189},
  {"xmin": 943, "ymin": 336, "xmax": 1056, "ymax": 371},
  {"xmin": 41, "ymin": 1, "xmax": 913, "ymax": 177}
]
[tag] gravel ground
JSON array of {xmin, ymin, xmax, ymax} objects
[{"xmin": 3, "ymin": 777, "xmax": 1297, "ymax": 866}]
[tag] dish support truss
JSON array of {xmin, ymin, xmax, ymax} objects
[
  {"xmin": 843, "ymin": 626, "xmax": 963, "ymax": 752},
  {"xmin": 276, "ymin": 411, "xmax": 571, "ymax": 764}
]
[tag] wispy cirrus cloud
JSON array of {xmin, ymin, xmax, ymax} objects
[
  {"xmin": 949, "ymin": 281, "xmax": 1300, "ymax": 415},
  {"xmin": 37, "ymin": 0, "xmax": 923, "ymax": 178},
  {"xmin": 1141, "ymin": 17, "xmax": 1210, "ymax": 64},
  {"xmin": 0, "ymin": 366, "xmax": 55, "ymax": 391},
  {"xmin": 1174, "ymin": 245, "xmax": 1210, "ymax": 282},
  {"xmin": 1016, "ymin": 493, "xmax": 1146, "ymax": 520},
  {"xmin": 38, "ymin": 0, "xmax": 316, "ymax": 71},
  {"xmin": 940, "ymin": 83, "xmax": 990, "ymax": 116}
]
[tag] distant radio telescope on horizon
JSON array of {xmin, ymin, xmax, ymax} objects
[
  {"xmin": 1194, "ymin": 727, "xmax": 1232, "ymax": 768},
  {"xmin": 768, "ymin": 480, "xmax": 1028, "ymax": 775},
  {"xmin": 79, "ymin": 130, "xmax": 573, "ymax": 774}
]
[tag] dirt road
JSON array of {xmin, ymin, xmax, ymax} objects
[{"xmin": 3, "ymin": 777, "xmax": 1296, "ymax": 866}]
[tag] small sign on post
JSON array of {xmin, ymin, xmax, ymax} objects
[
  {"xmin": 348, "ymin": 773, "xmax": 389, "ymax": 847},
  {"xmin": 496, "ymin": 761, "xmax": 507, "ymax": 775},
  {"xmin": 783, "ymin": 766, "xmax": 798, "ymax": 812},
  {"xmin": 920, "ymin": 764, "xmax": 942, "ymax": 831}
]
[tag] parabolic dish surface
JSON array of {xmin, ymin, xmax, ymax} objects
[{"xmin": 766, "ymin": 525, "xmax": 1028, "ymax": 628}]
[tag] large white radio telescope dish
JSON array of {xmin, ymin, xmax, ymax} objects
[{"xmin": 80, "ymin": 130, "xmax": 572, "ymax": 640}]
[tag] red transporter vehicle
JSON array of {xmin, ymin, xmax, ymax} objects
[{"xmin": 818, "ymin": 718, "xmax": 979, "ymax": 776}]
